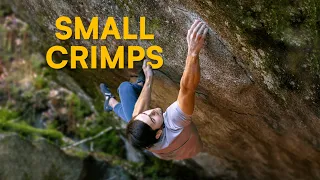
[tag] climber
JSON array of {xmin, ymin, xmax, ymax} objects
[{"xmin": 100, "ymin": 19, "xmax": 208, "ymax": 160}]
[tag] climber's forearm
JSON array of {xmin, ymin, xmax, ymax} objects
[
  {"xmin": 177, "ymin": 55, "xmax": 200, "ymax": 115},
  {"xmin": 132, "ymin": 77, "xmax": 153, "ymax": 117},
  {"xmin": 180, "ymin": 55, "xmax": 200, "ymax": 91}
]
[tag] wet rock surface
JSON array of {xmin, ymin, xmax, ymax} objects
[{"xmin": 1, "ymin": 0, "xmax": 320, "ymax": 179}]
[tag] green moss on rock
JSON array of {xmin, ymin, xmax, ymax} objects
[
  {"xmin": 216, "ymin": 0, "xmax": 320, "ymax": 103},
  {"xmin": 0, "ymin": 119, "xmax": 63, "ymax": 143}
]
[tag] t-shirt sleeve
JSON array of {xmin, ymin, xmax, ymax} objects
[{"xmin": 164, "ymin": 101, "xmax": 192, "ymax": 130}]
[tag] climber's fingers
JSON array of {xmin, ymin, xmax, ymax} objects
[
  {"xmin": 196, "ymin": 23, "xmax": 207, "ymax": 39},
  {"xmin": 143, "ymin": 58, "xmax": 146, "ymax": 68},
  {"xmin": 142, "ymin": 59, "xmax": 153, "ymax": 78},
  {"xmin": 201, "ymin": 28, "xmax": 208, "ymax": 40},
  {"xmin": 189, "ymin": 19, "xmax": 201, "ymax": 33},
  {"xmin": 192, "ymin": 21, "xmax": 203, "ymax": 38},
  {"xmin": 143, "ymin": 58, "xmax": 150, "ymax": 68},
  {"xmin": 187, "ymin": 20, "xmax": 200, "ymax": 42}
]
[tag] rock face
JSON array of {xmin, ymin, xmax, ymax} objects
[
  {"xmin": 0, "ymin": 134, "xmax": 82, "ymax": 180},
  {"xmin": 0, "ymin": 133, "xmax": 130, "ymax": 180},
  {"xmin": 2, "ymin": 0, "xmax": 320, "ymax": 179}
]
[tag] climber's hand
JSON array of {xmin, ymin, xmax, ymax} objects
[
  {"xmin": 187, "ymin": 19, "xmax": 208, "ymax": 57},
  {"xmin": 142, "ymin": 59, "xmax": 153, "ymax": 79}
]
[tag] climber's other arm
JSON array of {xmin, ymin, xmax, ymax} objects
[
  {"xmin": 132, "ymin": 60, "xmax": 153, "ymax": 117},
  {"xmin": 177, "ymin": 20, "xmax": 208, "ymax": 115}
]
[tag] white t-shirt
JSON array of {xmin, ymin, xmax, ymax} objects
[{"xmin": 148, "ymin": 101, "xmax": 203, "ymax": 160}]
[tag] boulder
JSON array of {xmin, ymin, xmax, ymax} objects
[
  {"xmin": 0, "ymin": 133, "xmax": 82, "ymax": 180},
  {"xmin": 0, "ymin": 133, "xmax": 130, "ymax": 180},
  {"xmin": 1, "ymin": 0, "xmax": 320, "ymax": 179}
]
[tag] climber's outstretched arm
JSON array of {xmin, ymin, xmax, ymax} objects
[
  {"xmin": 132, "ymin": 60, "xmax": 153, "ymax": 117},
  {"xmin": 178, "ymin": 20, "xmax": 208, "ymax": 115}
]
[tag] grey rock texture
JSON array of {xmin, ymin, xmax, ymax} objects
[
  {"xmin": 0, "ymin": 133, "xmax": 83, "ymax": 180},
  {"xmin": 0, "ymin": 133, "xmax": 131, "ymax": 180},
  {"xmin": 1, "ymin": 0, "xmax": 320, "ymax": 179}
]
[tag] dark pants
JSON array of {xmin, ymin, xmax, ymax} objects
[{"xmin": 113, "ymin": 82, "xmax": 142, "ymax": 123}]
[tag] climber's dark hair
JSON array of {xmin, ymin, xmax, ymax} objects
[{"xmin": 126, "ymin": 115, "xmax": 159, "ymax": 149}]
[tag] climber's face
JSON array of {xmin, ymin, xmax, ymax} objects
[{"xmin": 135, "ymin": 108, "xmax": 164, "ymax": 132}]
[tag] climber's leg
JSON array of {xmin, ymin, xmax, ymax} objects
[{"xmin": 113, "ymin": 81, "xmax": 143, "ymax": 123}]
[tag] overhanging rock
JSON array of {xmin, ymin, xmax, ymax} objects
[{"xmin": 2, "ymin": 0, "xmax": 320, "ymax": 179}]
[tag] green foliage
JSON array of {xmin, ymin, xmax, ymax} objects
[
  {"xmin": 0, "ymin": 5, "xmax": 12, "ymax": 17},
  {"xmin": 30, "ymin": 53, "xmax": 44, "ymax": 70},
  {"xmin": 143, "ymin": 158, "xmax": 174, "ymax": 178},
  {"xmin": 140, "ymin": 156, "xmax": 203, "ymax": 179},
  {"xmin": 33, "ymin": 76, "xmax": 48, "ymax": 90},
  {"xmin": 0, "ymin": 108, "xmax": 18, "ymax": 120},
  {"xmin": 47, "ymin": 119, "xmax": 59, "ymax": 130},
  {"xmin": 68, "ymin": 149, "xmax": 89, "ymax": 159},
  {"xmin": 66, "ymin": 93, "xmax": 91, "ymax": 121},
  {"xmin": 43, "ymin": 67, "xmax": 56, "ymax": 79},
  {"xmin": 0, "ymin": 119, "xmax": 63, "ymax": 143},
  {"xmin": 0, "ymin": 9, "xmax": 127, "ymax": 174},
  {"xmin": 74, "ymin": 112, "xmax": 125, "ymax": 157},
  {"xmin": 93, "ymin": 130, "xmax": 122, "ymax": 155}
]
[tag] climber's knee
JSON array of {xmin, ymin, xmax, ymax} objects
[{"xmin": 118, "ymin": 81, "xmax": 133, "ymax": 93}]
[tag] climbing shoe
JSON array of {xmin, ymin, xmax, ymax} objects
[{"xmin": 100, "ymin": 83, "xmax": 114, "ymax": 112}]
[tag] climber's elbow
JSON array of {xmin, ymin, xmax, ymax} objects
[{"xmin": 177, "ymin": 86, "xmax": 196, "ymax": 115}]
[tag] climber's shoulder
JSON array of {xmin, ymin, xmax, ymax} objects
[{"xmin": 164, "ymin": 101, "xmax": 192, "ymax": 130}]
